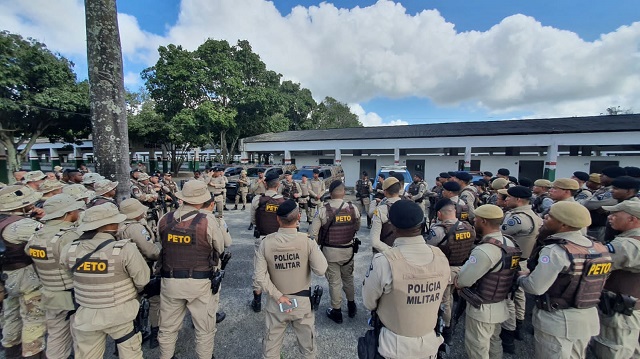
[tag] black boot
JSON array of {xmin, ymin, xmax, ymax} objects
[
  {"xmin": 149, "ymin": 326, "xmax": 159, "ymax": 349},
  {"xmin": 441, "ymin": 326, "xmax": 452, "ymax": 346},
  {"xmin": 251, "ymin": 292, "xmax": 262, "ymax": 312},
  {"xmin": 500, "ymin": 329, "xmax": 516, "ymax": 354},
  {"xmin": 3, "ymin": 344, "xmax": 22, "ymax": 359},
  {"xmin": 233, "ymin": 205, "xmax": 238, "ymax": 210},
  {"xmin": 326, "ymin": 308, "xmax": 343, "ymax": 324},
  {"xmin": 216, "ymin": 311, "xmax": 226, "ymax": 323},
  {"xmin": 347, "ymin": 301, "xmax": 357, "ymax": 318},
  {"xmin": 248, "ymin": 223, "xmax": 254, "ymax": 230},
  {"xmin": 242, "ymin": 205, "xmax": 246, "ymax": 210},
  {"xmin": 366, "ymin": 216, "xmax": 372, "ymax": 229},
  {"xmin": 223, "ymin": 206, "xmax": 229, "ymax": 211},
  {"xmin": 515, "ymin": 319, "xmax": 524, "ymax": 340}
]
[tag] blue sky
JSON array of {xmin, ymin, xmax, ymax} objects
[{"xmin": 2, "ymin": 0, "xmax": 639, "ymax": 125}]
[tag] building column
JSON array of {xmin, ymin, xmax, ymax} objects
[
  {"xmin": 162, "ymin": 148, "xmax": 169, "ymax": 174},
  {"xmin": 0, "ymin": 147, "xmax": 9, "ymax": 184},
  {"xmin": 74, "ymin": 146, "xmax": 82, "ymax": 169},
  {"xmin": 283, "ymin": 150, "xmax": 292, "ymax": 165},
  {"xmin": 241, "ymin": 151, "xmax": 249, "ymax": 165},
  {"xmin": 50, "ymin": 148, "xmax": 60, "ymax": 169},
  {"xmin": 29, "ymin": 150, "xmax": 41, "ymax": 171},
  {"xmin": 544, "ymin": 143, "xmax": 558, "ymax": 181},
  {"xmin": 464, "ymin": 146, "xmax": 472, "ymax": 171},
  {"xmin": 394, "ymin": 148, "xmax": 400, "ymax": 165},
  {"xmin": 193, "ymin": 148, "xmax": 200, "ymax": 171},
  {"xmin": 335, "ymin": 149, "xmax": 342, "ymax": 165},
  {"xmin": 149, "ymin": 148, "xmax": 157, "ymax": 174}
]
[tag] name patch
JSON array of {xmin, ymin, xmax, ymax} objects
[
  {"xmin": 455, "ymin": 231, "xmax": 472, "ymax": 241},
  {"xmin": 274, "ymin": 252, "xmax": 301, "ymax": 270},
  {"xmin": 406, "ymin": 281, "xmax": 441, "ymax": 304},
  {"xmin": 335, "ymin": 215, "xmax": 352, "ymax": 223},
  {"xmin": 75, "ymin": 259, "xmax": 109, "ymax": 273},
  {"xmin": 587, "ymin": 262, "xmax": 611, "ymax": 276},
  {"xmin": 510, "ymin": 256, "xmax": 521, "ymax": 270},
  {"xmin": 460, "ymin": 212, "xmax": 469, "ymax": 220},
  {"xmin": 166, "ymin": 233, "xmax": 193, "ymax": 245},
  {"xmin": 28, "ymin": 246, "xmax": 48, "ymax": 260},
  {"xmin": 265, "ymin": 204, "xmax": 279, "ymax": 213}
]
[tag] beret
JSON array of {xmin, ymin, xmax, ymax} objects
[
  {"xmin": 301, "ymin": 174, "xmax": 308, "ymax": 177},
  {"xmin": 498, "ymin": 168, "xmax": 510, "ymax": 176},
  {"xmin": 534, "ymin": 179, "xmax": 552, "ymax": 188},
  {"xmin": 625, "ymin": 166, "xmax": 640, "ymax": 178},
  {"xmin": 284, "ymin": 171, "xmax": 292, "ymax": 175},
  {"xmin": 549, "ymin": 201, "xmax": 591, "ymax": 228},
  {"xmin": 265, "ymin": 172, "xmax": 280, "ymax": 182},
  {"xmin": 552, "ymin": 178, "xmax": 579, "ymax": 190},
  {"xmin": 388, "ymin": 200, "xmax": 424, "ymax": 229},
  {"xmin": 439, "ymin": 172, "xmax": 451, "ymax": 179},
  {"xmin": 414, "ymin": 171, "xmax": 424, "ymax": 180},
  {"xmin": 509, "ymin": 176, "xmax": 519, "ymax": 185},
  {"xmin": 497, "ymin": 189, "xmax": 509, "ymax": 195},
  {"xmin": 276, "ymin": 199, "xmax": 298, "ymax": 216},
  {"xmin": 393, "ymin": 173, "xmax": 405, "ymax": 182},
  {"xmin": 258, "ymin": 168, "xmax": 265, "ymax": 173},
  {"xmin": 603, "ymin": 199, "xmax": 640, "ymax": 219},
  {"xmin": 491, "ymin": 178, "xmax": 509, "ymax": 190},
  {"xmin": 382, "ymin": 177, "xmax": 399, "ymax": 190},
  {"xmin": 455, "ymin": 171, "xmax": 473, "ymax": 182},
  {"xmin": 473, "ymin": 179, "xmax": 488, "ymax": 187},
  {"xmin": 507, "ymin": 185, "xmax": 532, "ymax": 199},
  {"xmin": 447, "ymin": 171, "xmax": 457, "ymax": 177},
  {"xmin": 312, "ymin": 169, "xmax": 320, "ymax": 174},
  {"xmin": 602, "ymin": 166, "xmax": 626, "ymax": 179},
  {"xmin": 588, "ymin": 173, "xmax": 601, "ymax": 184},
  {"xmin": 475, "ymin": 204, "xmax": 504, "ymax": 220},
  {"xmin": 572, "ymin": 171, "xmax": 590, "ymax": 182},
  {"xmin": 611, "ymin": 176, "xmax": 640, "ymax": 191},
  {"xmin": 362, "ymin": 171, "xmax": 368, "ymax": 177},
  {"xmin": 483, "ymin": 171, "xmax": 493, "ymax": 177},
  {"xmin": 329, "ymin": 180, "xmax": 344, "ymax": 193},
  {"xmin": 518, "ymin": 177, "xmax": 532, "ymax": 188},
  {"xmin": 443, "ymin": 181, "xmax": 461, "ymax": 192},
  {"xmin": 433, "ymin": 198, "xmax": 454, "ymax": 213}
]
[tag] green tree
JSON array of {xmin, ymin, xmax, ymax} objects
[
  {"xmin": 310, "ymin": 97, "xmax": 363, "ymax": 129},
  {"xmin": 280, "ymin": 80, "xmax": 316, "ymax": 131},
  {"xmin": 0, "ymin": 31, "xmax": 90, "ymax": 172}
]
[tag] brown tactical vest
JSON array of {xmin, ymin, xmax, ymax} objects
[
  {"xmin": 256, "ymin": 195, "xmax": 285, "ymax": 236},
  {"xmin": 158, "ymin": 211, "xmax": 217, "ymax": 275},
  {"xmin": 264, "ymin": 232, "xmax": 310, "ymax": 295},
  {"xmin": 319, "ymin": 202, "xmax": 358, "ymax": 247},
  {"xmin": 379, "ymin": 202, "xmax": 398, "ymax": 249},
  {"xmin": 507, "ymin": 209, "xmax": 542, "ymax": 259},
  {"xmin": 460, "ymin": 187, "xmax": 480, "ymax": 208},
  {"xmin": 0, "ymin": 215, "xmax": 34, "ymax": 271},
  {"xmin": 532, "ymin": 193, "xmax": 550, "ymax": 215},
  {"xmin": 434, "ymin": 221, "xmax": 476, "ymax": 266},
  {"xmin": 454, "ymin": 199, "xmax": 471, "ymax": 223},
  {"xmin": 473, "ymin": 236, "xmax": 522, "ymax": 304},
  {"xmin": 280, "ymin": 180, "xmax": 298, "ymax": 199},
  {"xmin": 377, "ymin": 246, "xmax": 449, "ymax": 337},
  {"xmin": 539, "ymin": 237, "xmax": 612, "ymax": 310},
  {"xmin": 28, "ymin": 226, "xmax": 76, "ymax": 291},
  {"xmin": 87, "ymin": 196, "xmax": 117, "ymax": 209},
  {"xmin": 356, "ymin": 179, "xmax": 371, "ymax": 197},
  {"xmin": 66, "ymin": 235, "xmax": 138, "ymax": 308}
]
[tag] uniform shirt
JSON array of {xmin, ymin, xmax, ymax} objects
[
  {"xmin": 369, "ymin": 197, "xmax": 401, "ymax": 253},
  {"xmin": 119, "ymin": 219, "xmax": 160, "ymax": 261},
  {"xmin": 518, "ymin": 230, "xmax": 601, "ymax": 339},
  {"xmin": 425, "ymin": 218, "xmax": 458, "ymax": 246},
  {"xmin": 309, "ymin": 198, "xmax": 361, "ymax": 263},
  {"xmin": 532, "ymin": 192, "xmax": 554, "ymax": 216},
  {"xmin": 363, "ymin": 236, "xmax": 447, "ymax": 358},
  {"xmin": 131, "ymin": 182, "xmax": 158, "ymax": 203},
  {"xmin": 208, "ymin": 176, "xmax": 226, "ymax": 195},
  {"xmin": 237, "ymin": 175, "xmax": 250, "ymax": 191},
  {"xmin": 459, "ymin": 185, "xmax": 478, "ymax": 220},
  {"xmin": 307, "ymin": 178, "xmax": 325, "ymax": 202},
  {"xmin": 2, "ymin": 216, "xmax": 42, "ymax": 245},
  {"xmin": 583, "ymin": 186, "xmax": 616, "ymax": 212},
  {"xmin": 250, "ymin": 177, "xmax": 267, "ymax": 195},
  {"xmin": 250, "ymin": 190, "xmax": 283, "ymax": 225},
  {"xmin": 501, "ymin": 205, "xmax": 541, "ymax": 259},
  {"xmin": 455, "ymin": 231, "xmax": 512, "ymax": 324},
  {"xmin": 406, "ymin": 181, "xmax": 428, "ymax": 202},
  {"xmin": 200, "ymin": 208, "xmax": 233, "ymax": 249},
  {"xmin": 574, "ymin": 188, "xmax": 593, "ymax": 203},
  {"xmin": 277, "ymin": 180, "xmax": 302, "ymax": 199}
]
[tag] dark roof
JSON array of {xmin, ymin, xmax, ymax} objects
[{"xmin": 243, "ymin": 114, "xmax": 640, "ymax": 143}]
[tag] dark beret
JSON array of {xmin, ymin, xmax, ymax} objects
[
  {"xmin": 258, "ymin": 168, "xmax": 265, "ymax": 173},
  {"xmin": 507, "ymin": 185, "xmax": 532, "ymax": 199},
  {"xmin": 301, "ymin": 174, "xmax": 308, "ymax": 178},
  {"xmin": 265, "ymin": 172, "xmax": 279, "ymax": 182},
  {"xmin": 602, "ymin": 166, "xmax": 626, "ymax": 179},
  {"xmin": 508, "ymin": 176, "xmax": 519, "ymax": 185},
  {"xmin": 443, "ymin": 181, "xmax": 461, "ymax": 192},
  {"xmin": 393, "ymin": 173, "xmax": 405, "ymax": 182},
  {"xmin": 612, "ymin": 176, "xmax": 640, "ymax": 191},
  {"xmin": 276, "ymin": 199, "xmax": 298, "ymax": 216},
  {"xmin": 624, "ymin": 166, "xmax": 640, "ymax": 178},
  {"xmin": 518, "ymin": 177, "xmax": 533, "ymax": 188},
  {"xmin": 447, "ymin": 171, "xmax": 457, "ymax": 177},
  {"xmin": 414, "ymin": 171, "xmax": 423, "ymax": 180},
  {"xmin": 498, "ymin": 168, "xmax": 510, "ymax": 176},
  {"xmin": 66, "ymin": 168, "xmax": 81, "ymax": 174},
  {"xmin": 473, "ymin": 179, "xmax": 488, "ymax": 187},
  {"xmin": 329, "ymin": 180, "xmax": 344, "ymax": 193},
  {"xmin": 439, "ymin": 172, "xmax": 451, "ymax": 179},
  {"xmin": 362, "ymin": 171, "xmax": 368, "ymax": 177},
  {"xmin": 312, "ymin": 168, "xmax": 320, "ymax": 174},
  {"xmin": 483, "ymin": 171, "xmax": 493, "ymax": 177},
  {"xmin": 433, "ymin": 198, "xmax": 454, "ymax": 213},
  {"xmin": 455, "ymin": 171, "xmax": 473, "ymax": 182},
  {"xmin": 389, "ymin": 200, "xmax": 424, "ymax": 229},
  {"xmin": 284, "ymin": 171, "xmax": 292, "ymax": 175},
  {"xmin": 572, "ymin": 171, "xmax": 590, "ymax": 182}
]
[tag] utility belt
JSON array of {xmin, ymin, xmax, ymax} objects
[
  {"xmin": 459, "ymin": 287, "xmax": 484, "ymax": 309},
  {"xmin": 357, "ymin": 311, "xmax": 385, "ymax": 359},
  {"xmin": 300, "ymin": 195, "xmax": 310, "ymax": 198},
  {"xmin": 322, "ymin": 238, "xmax": 361, "ymax": 252},
  {"xmin": 599, "ymin": 290, "xmax": 639, "ymax": 316},
  {"xmin": 213, "ymin": 193, "xmax": 224, "ymax": 197},
  {"xmin": 161, "ymin": 269, "xmax": 211, "ymax": 279},
  {"xmin": 288, "ymin": 289, "xmax": 311, "ymax": 297},
  {"xmin": 534, "ymin": 293, "xmax": 565, "ymax": 312}
]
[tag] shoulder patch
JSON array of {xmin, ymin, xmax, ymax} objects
[
  {"xmin": 507, "ymin": 218, "xmax": 516, "ymax": 226},
  {"xmin": 606, "ymin": 243, "xmax": 615, "ymax": 253},
  {"xmin": 429, "ymin": 229, "xmax": 436, "ymax": 238},
  {"xmin": 539, "ymin": 255, "xmax": 550, "ymax": 264},
  {"xmin": 468, "ymin": 255, "xmax": 477, "ymax": 264}
]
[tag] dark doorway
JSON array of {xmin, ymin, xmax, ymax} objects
[
  {"xmin": 519, "ymin": 160, "xmax": 544, "ymax": 180},
  {"xmin": 406, "ymin": 159, "xmax": 425, "ymax": 177},
  {"xmin": 457, "ymin": 159, "xmax": 481, "ymax": 171},
  {"xmin": 360, "ymin": 159, "xmax": 377, "ymax": 180},
  {"xmin": 590, "ymin": 160, "xmax": 620, "ymax": 174}
]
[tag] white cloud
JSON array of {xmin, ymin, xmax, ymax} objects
[
  {"xmin": 349, "ymin": 104, "xmax": 408, "ymax": 127},
  {"xmin": 2, "ymin": 0, "xmax": 640, "ymax": 118}
]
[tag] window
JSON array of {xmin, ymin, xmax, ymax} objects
[{"xmin": 457, "ymin": 160, "xmax": 481, "ymax": 171}]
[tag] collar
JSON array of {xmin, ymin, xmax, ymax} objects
[
  {"xmin": 619, "ymin": 227, "xmax": 640, "ymax": 237},
  {"xmin": 394, "ymin": 236, "xmax": 427, "ymax": 246},
  {"xmin": 278, "ymin": 227, "xmax": 298, "ymax": 234}
]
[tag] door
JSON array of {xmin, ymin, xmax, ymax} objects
[
  {"xmin": 590, "ymin": 160, "xmax": 619, "ymax": 174},
  {"xmin": 518, "ymin": 160, "xmax": 544, "ymax": 181},
  {"xmin": 360, "ymin": 159, "xmax": 377, "ymax": 179},
  {"xmin": 406, "ymin": 159, "xmax": 425, "ymax": 177}
]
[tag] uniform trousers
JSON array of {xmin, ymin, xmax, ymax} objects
[
  {"xmin": 45, "ymin": 309, "xmax": 75, "ymax": 359},
  {"xmin": 263, "ymin": 297, "xmax": 315, "ymax": 359},
  {"xmin": 75, "ymin": 320, "xmax": 142, "ymax": 359},
  {"xmin": 235, "ymin": 188, "xmax": 248, "ymax": 206},
  {"xmin": 325, "ymin": 256, "xmax": 355, "ymax": 309},
  {"xmin": 534, "ymin": 330, "xmax": 590, "ymax": 359},
  {"xmin": 591, "ymin": 312, "xmax": 640, "ymax": 359},
  {"xmin": 464, "ymin": 315, "xmax": 503, "ymax": 359},
  {"xmin": 149, "ymin": 294, "xmax": 160, "ymax": 327},
  {"xmin": 213, "ymin": 193, "xmax": 225, "ymax": 217}
]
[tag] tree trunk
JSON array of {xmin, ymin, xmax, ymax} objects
[
  {"xmin": 4, "ymin": 142, "xmax": 20, "ymax": 173},
  {"xmin": 228, "ymin": 136, "xmax": 239, "ymax": 164},
  {"xmin": 85, "ymin": 0, "xmax": 131, "ymax": 202}
]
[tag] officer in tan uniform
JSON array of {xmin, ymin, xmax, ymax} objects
[
  {"xmin": 404, "ymin": 172, "xmax": 428, "ymax": 220},
  {"xmin": 532, "ymin": 179, "xmax": 553, "ymax": 216},
  {"xmin": 548, "ymin": 178, "xmax": 579, "ymax": 203},
  {"xmin": 297, "ymin": 174, "xmax": 311, "ymax": 221},
  {"xmin": 355, "ymin": 172, "xmax": 373, "ymax": 229},
  {"xmin": 370, "ymin": 177, "xmax": 402, "ymax": 253},
  {"xmin": 278, "ymin": 171, "xmax": 301, "ymax": 201},
  {"xmin": 131, "ymin": 173, "xmax": 158, "ymax": 206},
  {"xmin": 499, "ymin": 186, "xmax": 542, "ymax": 349},
  {"xmin": 36, "ymin": 179, "xmax": 65, "ymax": 208},
  {"xmin": 363, "ymin": 200, "xmax": 449, "ymax": 359},
  {"xmin": 23, "ymin": 170, "xmax": 46, "ymax": 191},
  {"xmin": 306, "ymin": 169, "xmax": 326, "ymax": 225},
  {"xmin": 571, "ymin": 171, "xmax": 593, "ymax": 203},
  {"xmin": 584, "ymin": 166, "xmax": 626, "ymax": 242},
  {"xmin": 156, "ymin": 180, "xmax": 226, "ymax": 359},
  {"xmin": 63, "ymin": 183, "xmax": 92, "ymax": 204},
  {"xmin": 442, "ymin": 181, "xmax": 471, "ymax": 222},
  {"xmin": 234, "ymin": 170, "xmax": 250, "ymax": 210},
  {"xmin": 455, "ymin": 171, "xmax": 478, "ymax": 221},
  {"xmin": 207, "ymin": 167, "xmax": 227, "ymax": 217},
  {"xmin": 591, "ymin": 200, "xmax": 640, "ymax": 358},
  {"xmin": 254, "ymin": 200, "xmax": 328, "ymax": 359},
  {"xmin": 425, "ymin": 198, "xmax": 476, "ymax": 345},
  {"xmin": 454, "ymin": 204, "xmax": 521, "ymax": 359},
  {"xmin": 25, "ymin": 194, "xmax": 83, "ymax": 359},
  {"xmin": 87, "ymin": 179, "xmax": 119, "ymax": 208},
  {"xmin": 518, "ymin": 201, "xmax": 610, "ymax": 359},
  {"xmin": 310, "ymin": 180, "xmax": 360, "ymax": 323},
  {"xmin": 0, "ymin": 185, "xmax": 46, "ymax": 359},
  {"xmin": 250, "ymin": 172, "xmax": 286, "ymax": 312},
  {"xmin": 487, "ymin": 178, "xmax": 509, "ymax": 206},
  {"xmin": 60, "ymin": 203, "xmax": 150, "ymax": 359},
  {"xmin": 250, "ymin": 169, "xmax": 267, "ymax": 197}
]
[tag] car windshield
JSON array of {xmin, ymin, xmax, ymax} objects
[
  {"xmin": 246, "ymin": 167, "xmax": 264, "ymax": 177},
  {"xmin": 292, "ymin": 169, "xmax": 314, "ymax": 180}
]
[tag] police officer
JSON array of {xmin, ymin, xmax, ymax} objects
[
  {"xmin": 0, "ymin": 185, "xmax": 46, "ymax": 359},
  {"xmin": 250, "ymin": 168, "xmax": 267, "ymax": 197},
  {"xmin": 61, "ymin": 203, "xmax": 150, "ymax": 359},
  {"xmin": 306, "ymin": 169, "xmax": 326, "ymax": 225},
  {"xmin": 591, "ymin": 200, "xmax": 640, "ymax": 358},
  {"xmin": 298, "ymin": 174, "xmax": 311, "ymax": 221},
  {"xmin": 156, "ymin": 180, "xmax": 226, "ymax": 359},
  {"xmin": 310, "ymin": 180, "xmax": 360, "ymax": 323},
  {"xmin": 63, "ymin": 183, "xmax": 92, "ymax": 204},
  {"xmin": 518, "ymin": 201, "xmax": 610, "ymax": 359},
  {"xmin": 37, "ymin": 179, "xmax": 65, "ymax": 205},
  {"xmin": 425, "ymin": 198, "xmax": 476, "ymax": 345},
  {"xmin": 254, "ymin": 200, "xmax": 328, "ymax": 359},
  {"xmin": 131, "ymin": 172, "xmax": 158, "ymax": 206},
  {"xmin": 234, "ymin": 169, "xmax": 250, "ymax": 210},
  {"xmin": 278, "ymin": 171, "xmax": 301, "ymax": 201},
  {"xmin": 25, "ymin": 194, "xmax": 83, "ymax": 359},
  {"xmin": 207, "ymin": 167, "xmax": 227, "ymax": 216},
  {"xmin": 64, "ymin": 168, "xmax": 84, "ymax": 185},
  {"xmin": 23, "ymin": 170, "xmax": 46, "ymax": 191},
  {"xmin": 363, "ymin": 200, "xmax": 449, "ymax": 359},
  {"xmin": 571, "ymin": 171, "xmax": 593, "ymax": 203},
  {"xmin": 441, "ymin": 181, "xmax": 471, "ymax": 222},
  {"xmin": 487, "ymin": 178, "xmax": 509, "ymax": 206},
  {"xmin": 250, "ymin": 172, "xmax": 286, "ymax": 312},
  {"xmin": 454, "ymin": 204, "xmax": 521, "ymax": 359},
  {"xmin": 500, "ymin": 186, "xmax": 542, "ymax": 347},
  {"xmin": 82, "ymin": 172, "xmax": 104, "ymax": 191},
  {"xmin": 532, "ymin": 179, "xmax": 553, "ymax": 216},
  {"xmin": 455, "ymin": 171, "xmax": 478, "ymax": 221},
  {"xmin": 548, "ymin": 178, "xmax": 579, "ymax": 204},
  {"xmin": 584, "ymin": 166, "xmax": 626, "ymax": 242},
  {"xmin": 374, "ymin": 174, "xmax": 385, "ymax": 204},
  {"xmin": 87, "ymin": 179, "xmax": 119, "ymax": 208},
  {"xmin": 404, "ymin": 172, "xmax": 428, "ymax": 220},
  {"xmin": 370, "ymin": 176, "xmax": 402, "ymax": 253},
  {"xmin": 355, "ymin": 171, "xmax": 373, "ymax": 229}
]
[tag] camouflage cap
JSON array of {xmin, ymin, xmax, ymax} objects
[
  {"xmin": 63, "ymin": 184, "xmax": 91, "ymax": 200},
  {"xmin": 175, "ymin": 180, "xmax": 211, "ymax": 204},
  {"xmin": 41, "ymin": 193, "xmax": 85, "ymax": 221},
  {"xmin": 93, "ymin": 179, "xmax": 118, "ymax": 196},
  {"xmin": 137, "ymin": 173, "xmax": 150, "ymax": 181},
  {"xmin": 78, "ymin": 203, "xmax": 126, "ymax": 232},
  {"xmin": 120, "ymin": 198, "xmax": 147, "ymax": 219},
  {"xmin": 0, "ymin": 185, "xmax": 43, "ymax": 212},
  {"xmin": 82, "ymin": 173, "xmax": 105, "ymax": 185},
  {"xmin": 23, "ymin": 170, "xmax": 46, "ymax": 183},
  {"xmin": 39, "ymin": 179, "xmax": 65, "ymax": 194}
]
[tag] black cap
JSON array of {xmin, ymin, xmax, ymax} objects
[
  {"xmin": 602, "ymin": 166, "xmax": 626, "ymax": 179},
  {"xmin": 265, "ymin": 172, "xmax": 279, "ymax": 182},
  {"xmin": 498, "ymin": 168, "xmax": 510, "ymax": 176},
  {"xmin": 389, "ymin": 200, "xmax": 424, "ymax": 229},
  {"xmin": 507, "ymin": 185, "xmax": 532, "ymax": 199},
  {"xmin": 473, "ymin": 179, "xmax": 488, "ymax": 187},
  {"xmin": 284, "ymin": 171, "xmax": 292, "ymax": 175},
  {"xmin": 443, "ymin": 181, "xmax": 461, "ymax": 192},
  {"xmin": 447, "ymin": 171, "xmax": 457, "ymax": 177},
  {"xmin": 433, "ymin": 198, "xmax": 454, "ymax": 213},
  {"xmin": 455, "ymin": 171, "xmax": 473, "ymax": 182},
  {"xmin": 624, "ymin": 166, "xmax": 640, "ymax": 178},
  {"xmin": 509, "ymin": 176, "xmax": 519, "ymax": 185},
  {"xmin": 362, "ymin": 171, "xmax": 368, "ymax": 177},
  {"xmin": 276, "ymin": 199, "xmax": 298, "ymax": 216},
  {"xmin": 301, "ymin": 174, "xmax": 308, "ymax": 178},
  {"xmin": 66, "ymin": 168, "xmax": 81, "ymax": 174},
  {"xmin": 164, "ymin": 172, "xmax": 172, "ymax": 175},
  {"xmin": 611, "ymin": 176, "xmax": 640, "ymax": 190},
  {"xmin": 439, "ymin": 172, "xmax": 451, "ymax": 179},
  {"xmin": 258, "ymin": 168, "xmax": 265, "ymax": 173},
  {"xmin": 414, "ymin": 171, "xmax": 423, "ymax": 180},
  {"xmin": 312, "ymin": 168, "xmax": 320, "ymax": 174},
  {"xmin": 518, "ymin": 177, "xmax": 533, "ymax": 188},
  {"xmin": 329, "ymin": 180, "xmax": 344, "ymax": 193},
  {"xmin": 393, "ymin": 173, "xmax": 405, "ymax": 182},
  {"xmin": 483, "ymin": 171, "xmax": 493, "ymax": 177},
  {"xmin": 572, "ymin": 171, "xmax": 590, "ymax": 182}
]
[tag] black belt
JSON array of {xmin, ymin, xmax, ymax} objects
[
  {"xmin": 161, "ymin": 270, "xmax": 211, "ymax": 279},
  {"xmin": 300, "ymin": 195, "xmax": 309, "ymax": 198},
  {"xmin": 322, "ymin": 243, "xmax": 353, "ymax": 249},
  {"xmin": 288, "ymin": 289, "xmax": 311, "ymax": 297}
]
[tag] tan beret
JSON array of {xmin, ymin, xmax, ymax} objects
[
  {"xmin": 474, "ymin": 204, "xmax": 504, "ymax": 219},
  {"xmin": 497, "ymin": 189, "xmax": 509, "ymax": 195},
  {"xmin": 382, "ymin": 177, "xmax": 399, "ymax": 190},
  {"xmin": 534, "ymin": 179, "xmax": 552, "ymax": 188},
  {"xmin": 552, "ymin": 178, "xmax": 579, "ymax": 190},
  {"xmin": 589, "ymin": 173, "xmax": 601, "ymax": 184},
  {"xmin": 603, "ymin": 198, "xmax": 640, "ymax": 219},
  {"xmin": 549, "ymin": 201, "xmax": 591, "ymax": 228},
  {"xmin": 491, "ymin": 178, "xmax": 509, "ymax": 190}
]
